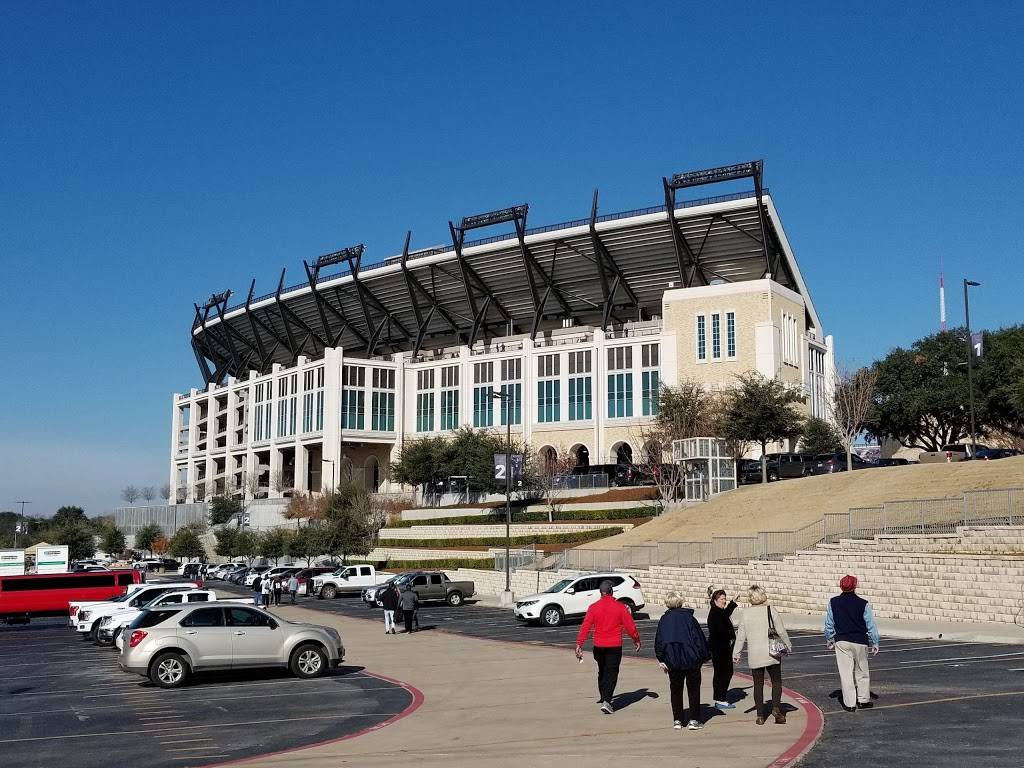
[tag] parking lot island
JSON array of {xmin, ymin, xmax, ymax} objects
[{"xmin": 233, "ymin": 602, "xmax": 822, "ymax": 768}]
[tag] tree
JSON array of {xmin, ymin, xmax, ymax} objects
[
  {"xmin": 392, "ymin": 428, "xmax": 522, "ymax": 501},
  {"xmin": 53, "ymin": 523, "xmax": 96, "ymax": 561},
  {"xmin": 169, "ymin": 527, "xmax": 206, "ymax": 561},
  {"xmin": 317, "ymin": 483, "xmax": 374, "ymax": 563},
  {"xmin": 100, "ymin": 526, "xmax": 127, "ymax": 557},
  {"xmin": 53, "ymin": 506, "xmax": 87, "ymax": 528},
  {"xmin": 865, "ymin": 330, "xmax": 972, "ymax": 451},
  {"xmin": 209, "ymin": 495, "xmax": 242, "ymax": 526},
  {"xmin": 160, "ymin": 483, "xmax": 171, "ymax": 501},
  {"xmin": 233, "ymin": 530, "xmax": 259, "ymax": 564},
  {"xmin": 391, "ymin": 435, "xmax": 454, "ymax": 492},
  {"xmin": 828, "ymin": 366, "xmax": 879, "ymax": 470},
  {"xmin": 288, "ymin": 524, "xmax": 318, "ymax": 566},
  {"xmin": 214, "ymin": 527, "xmax": 238, "ymax": 559},
  {"xmin": 257, "ymin": 528, "xmax": 291, "ymax": 565},
  {"xmin": 283, "ymin": 494, "xmax": 327, "ymax": 525},
  {"xmin": 531, "ymin": 445, "xmax": 577, "ymax": 522},
  {"xmin": 151, "ymin": 536, "xmax": 169, "ymax": 557},
  {"xmin": 134, "ymin": 523, "xmax": 163, "ymax": 557},
  {"xmin": 121, "ymin": 486, "xmax": 140, "ymax": 506},
  {"xmin": 141, "ymin": 486, "xmax": 156, "ymax": 503},
  {"xmin": 973, "ymin": 325, "xmax": 1024, "ymax": 442},
  {"xmin": 801, "ymin": 416, "xmax": 844, "ymax": 456},
  {"xmin": 720, "ymin": 372, "xmax": 805, "ymax": 483}
]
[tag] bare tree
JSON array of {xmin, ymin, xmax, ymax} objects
[
  {"xmin": 532, "ymin": 445, "xmax": 577, "ymax": 522},
  {"xmin": 193, "ymin": 480, "xmax": 207, "ymax": 502},
  {"xmin": 141, "ymin": 486, "xmax": 156, "ymax": 503},
  {"xmin": 160, "ymin": 483, "xmax": 171, "ymax": 501},
  {"xmin": 829, "ymin": 366, "xmax": 880, "ymax": 471},
  {"xmin": 271, "ymin": 470, "xmax": 293, "ymax": 498},
  {"xmin": 121, "ymin": 485, "xmax": 140, "ymax": 506}
]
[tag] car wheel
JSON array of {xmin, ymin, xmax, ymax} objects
[
  {"xmin": 540, "ymin": 605, "xmax": 563, "ymax": 627},
  {"xmin": 95, "ymin": 629, "xmax": 114, "ymax": 647},
  {"xmin": 446, "ymin": 591, "xmax": 464, "ymax": 607},
  {"xmin": 767, "ymin": 470, "xmax": 779, "ymax": 482},
  {"xmin": 290, "ymin": 643, "xmax": 328, "ymax": 679},
  {"xmin": 322, "ymin": 584, "xmax": 337, "ymax": 600},
  {"xmin": 150, "ymin": 652, "xmax": 190, "ymax": 689},
  {"xmin": 618, "ymin": 598, "xmax": 637, "ymax": 616},
  {"xmin": 89, "ymin": 620, "xmax": 103, "ymax": 643}
]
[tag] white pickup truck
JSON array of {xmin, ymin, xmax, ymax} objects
[
  {"xmin": 313, "ymin": 564, "xmax": 388, "ymax": 599},
  {"xmin": 69, "ymin": 581, "xmax": 201, "ymax": 641},
  {"xmin": 99, "ymin": 588, "xmax": 254, "ymax": 648}
]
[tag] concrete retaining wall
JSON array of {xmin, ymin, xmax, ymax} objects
[{"xmin": 378, "ymin": 522, "xmax": 633, "ymax": 539}]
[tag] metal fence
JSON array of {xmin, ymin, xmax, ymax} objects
[
  {"xmin": 565, "ymin": 486, "xmax": 1024, "ymax": 571},
  {"xmin": 114, "ymin": 503, "xmax": 208, "ymax": 537},
  {"xmin": 492, "ymin": 548, "xmax": 545, "ymax": 571},
  {"xmin": 551, "ymin": 473, "xmax": 611, "ymax": 491}
]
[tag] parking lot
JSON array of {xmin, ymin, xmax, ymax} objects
[
  {"xmin": 0, "ymin": 618, "xmax": 415, "ymax": 768},
  {"xmin": 277, "ymin": 588, "xmax": 1024, "ymax": 767}
]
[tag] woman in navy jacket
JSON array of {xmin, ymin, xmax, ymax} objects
[{"xmin": 655, "ymin": 591, "xmax": 712, "ymax": 730}]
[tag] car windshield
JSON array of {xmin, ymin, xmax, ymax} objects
[
  {"xmin": 109, "ymin": 592, "xmax": 132, "ymax": 603},
  {"xmin": 545, "ymin": 578, "xmax": 574, "ymax": 593}
]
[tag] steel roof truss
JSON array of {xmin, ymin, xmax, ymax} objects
[
  {"xmin": 590, "ymin": 190, "xmax": 640, "ymax": 329},
  {"xmin": 449, "ymin": 221, "xmax": 518, "ymax": 347}
]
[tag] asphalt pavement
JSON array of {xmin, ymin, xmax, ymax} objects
[
  {"xmin": 0, "ymin": 618, "xmax": 414, "ymax": 768},
  {"xmin": 273, "ymin": 588, "xmax": 1024, "ymax": 767}
]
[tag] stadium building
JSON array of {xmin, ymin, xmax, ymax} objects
[{"xmin": 170, "ymin": 161, "xmax": 835, "ymax": 503}]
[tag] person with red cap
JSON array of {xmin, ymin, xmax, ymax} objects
[{"xmin": 824, "ymin": 574, "xmax": 880, "ymax": 712}]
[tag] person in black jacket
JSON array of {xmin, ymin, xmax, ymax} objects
[
  {"xmin": 655, "ymin": 591, "xmax": 711, "ymax": 730},
  {"xmin": 707, "ymin": 587, "xmax": 739, "ymax": 709},
  {"xmin": 380, "ymin": 582, "xmax": 400, "ymax": 634}
]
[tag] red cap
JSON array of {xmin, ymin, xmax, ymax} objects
[{"xmin": 839, "ymin": 575, "xmax": 858, "ymax": 592}]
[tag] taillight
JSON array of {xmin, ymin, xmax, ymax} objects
[
  {"xmin": 129, "ymin": 630, "xmax": 148, "ymax": 648},
  {"xmin": 70, "ymin": 606, "xmax": 79, "ymax": 616},
  {"xmin": 630, "ymin": 577, "xmax": 641, "ymax": 588},
  {"xmin": 194, "ymin": 579, "xmax": 204, "ymax": 588}
]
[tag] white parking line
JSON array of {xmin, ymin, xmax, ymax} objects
[
  {"xmin": 808, "ymin": 643, "xmax": 984, "ymax": 658},
  {"xmin": 898, "ymin": 651, "xmax": 1024, "ymax": 665}
]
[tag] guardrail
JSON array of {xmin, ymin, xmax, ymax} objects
[{"xmin": 565, "ymin": 486, "xmax": 1024, "ymax": 570}]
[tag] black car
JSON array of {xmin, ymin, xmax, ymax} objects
[
  {"xmin": 876, "ymin": 457, "xmax": 911, "ymax": 467},
  {"xmin": 806, "ymin": 452, "xmax": 875, "ymax": 475},
  {"xmin": 613, "ymin": 463, "xmax": 655, "ymax": 486},
  {"xmin": 974, "ymin": 448, "xmax": 1022, "ymax": 461},
  {"xmin": 763, "ymin": 453, "xmax": 814, "ymax": 480},
  {"xmin": 738, "ymin": 459, "xmax": 767, "ymax": 484}
]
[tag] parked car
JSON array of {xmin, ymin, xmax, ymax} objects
[
  {"xmin": 133, "ymin": 558, "xmax": 181, "ymax": 572},
  {"xmin": 513, "ymin": 572, "xmax": 646, "ymax": 627},
  {"xmin": 805, "ymin": 452, "xmax": 875, "ymax": 475},
  {"xmin": 314, "ymin": 565, "xmax": 389, "ymax": 599},
  {"xmin": 974, "ymin": 448, "xmax": 1022, "ymax": 461},
  {"xmin": 919, "ymin": 443, "xmax": 990, "ymax": 463},
  {"xmin": 764, "ymin": 453, "xmax": 814, "ymax": 480},
  {"xmin": 293, "ymin": 567, "xmax": 337, "ymax": 596},
  {"xmin": 242, "ymin": 566, "xmax": 272, "ymax": 587},
  {"xmin": 362, "ymin": 574, "xmax": 408, "ymax": 606},
  {"xmin": 209, "ymin": 562, "xmax": 247, "ymax": 580},
  {"xmin": 70, "ymin": 582, "xmax": 201, "ymax": 641},
  {"xmin": 738, "ymin": 459, "xmax": 766, "ymax": 484},
  {"xmin": 103, "ymin": 589, "xmax": 256, "ymax": 649},
  {"xmin": 394, "ymin": 571, "xmax": 476, "ymax": 606},
  {"xmin": 118, "ymin": 603, "xmax": 345, "ymax": 689},
  {"xmin": 876, "ymin": 457, "xmax": 912, "ymax": 467},
  {"xmin": 614, "ymin": 463, "xmax": 656, "ymax": 486}
]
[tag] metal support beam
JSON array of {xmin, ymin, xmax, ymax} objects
[
  {"xmin": 400, "ymin": 233, "xmax": 463, "ymax": 354},
  {"xmin": 590, "ymin": 189, "xmax": 640, "ymax": 329},
  {"xmin": 513, "ymin": 213, "xmax": 574, "ymax": 337},
  {"xmin": 662, "ymin": 179, "xmax": 708, "ymax": 288}
]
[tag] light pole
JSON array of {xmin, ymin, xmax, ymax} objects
[
  {"xmin": 14, "ymin": 500, "xmax": 30, "ymax": 548},
  {"xmin": 321, "ymin": 459, "xmax": 335, "ymax": 494},
  {"xmin": 964, "ymin": 279, "xmax": 981, "ymax": 452},
  {"xmin": 490, "ymin": 389, "xmax": 512, "ymax": 602}
]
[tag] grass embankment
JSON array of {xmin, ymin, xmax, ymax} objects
[{"xmin": 575, "ymin": 456, "xmax": 1024, "ymax": 551}]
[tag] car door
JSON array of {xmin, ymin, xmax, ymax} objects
[
  {"xmin": 409, "ymin": 574, "xmax": 429, "ymax": 599},
  {"xmin": 427, "ymin": 573, "xmax": 444, "ymax": 601},
  {"xmin": 564, "ymin": 577, "xmax": 598, "ymax": 616},
  {"xmin": 226, "ymin": 606, "xmax": 280, "ymax": 667},
  {"xmin": 178, "ymin": 607, "xmax": 232, "ymax": 668}
]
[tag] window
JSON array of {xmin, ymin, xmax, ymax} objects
[
  {"xmin": 641, "ymin": 343, "xmax": 660, "ymax": 417},
  {"xmin": 430, "ymin": 574, "xmax": 443, "ymax": 585},
  {"xmin": 568, "ymin": 376, "xmax": 591, "ymax": 420},
  {"xmin": 417, "ymin": 369, "xmax": 435, "ymax": 390},
  {"xmin": 607, "ymin": 346, "xmax": 633, "ymax": 418},
  {"xmin": 416, "ymin": 393, "xmax": 435, "ymax": 432},
  {"xmin": 500, "ymin": 359, "xmax": 522, "ymax": 426},
  {"xmin": 711, "ymin": 313, "xmax": 721, "ymax": 360},
  {"xmin": 696, "ymin": 315, "xmax": 706, "ymax": 361},
  {"xmin": 726, "ymin": 312, "xmax": 736, "ymax": 358},
  {"xmin": 277, "ymin": 374, "xmax": 297, "ymax": 438},
  {"xmin": 253, "ymin": 380, "xmax": 273, "ymax": 441},
  {"xmin": 473, "ymin": 362, "xmax": 494, "ymax": 427},
  {"xmin": 341, "ymin": 366, "xmax": 365, "ymax": 430},
  {"xmin": 302, "ymin": 367, "xmax": 324, "ymax": 433},
  {"xmin": 227, "ymin": 607, "xmax": 273, "ymax": 627},
  {"xmin": 440, "ymin": 365, "xmax": 459, "ymax": 430},
  {"xmin": 781, "ymin": 312, "xmax": 799, "ymax": 366},
  {"xmin": 181, "ymin": 607, "xmax": 224, "ymax": 627},
  {"xmin": 131, "ymin": 609, "xmax": 179, "ymax": 629},
  {"xmin": 568, "ymin": 351, "xmax": 590, "ymax": 375},
  {"xmin": 371, "ymin": 368, "xmax": 396, "ymax": 432},
  {"xmin": 412, "ymin": 574, "xmax": 427, "ymax": 586},
  {"xmin": 186, "ymin": 593, "xmax": 211, "ymax": 602},
  {"xmin": 537, "ymin": 354, "xmax": 560, "ymax": 423}
]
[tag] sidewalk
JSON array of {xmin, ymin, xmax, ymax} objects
[{"xmin": 235, "ymin": 603, "xmax": 821, "ymax": 768}]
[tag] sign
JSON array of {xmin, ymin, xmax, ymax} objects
[
  {"xmin": 14, "ymin": 521, "xmax": 27, "ymax": 534},
  {"xmin": 0, "ymin": 550, "xmax": 25, "ymax": 576},
  {"xmin": 971, "ymin": 332, "xmax": 983, "ymax": 360},
  {"xmin": 35, "ymin": 545, "xmax": 69, "ymax": 574},
  {"xmin": 493, "ymin": 453, "xmax": 524, "ymax": 482}
]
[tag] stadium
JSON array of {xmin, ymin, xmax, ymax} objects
[{"xmin": 170, "ymin": 160, "xmax": 835, "ymax": 504}]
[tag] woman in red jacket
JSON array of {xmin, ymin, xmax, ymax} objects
[{"xmin": 575, "ymin": 580, "xmax": 642, "ymax": 714}]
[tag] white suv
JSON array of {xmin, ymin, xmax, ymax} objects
[{"xmin": 513, "ymin": 573, "xmax": 646, "ymax": 627}]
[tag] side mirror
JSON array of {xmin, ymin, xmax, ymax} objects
[
  {"xmin": 268, "ymin": 620, "xmax": 278, "ymax": 630},
  {"xmin": 565, "ymin": 588, "xmax": 575, "ymax": 595}
]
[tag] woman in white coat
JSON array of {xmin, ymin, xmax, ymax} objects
[{"xmin": 733, "ymin": 585, "xmax": 792, "ymax": 725}]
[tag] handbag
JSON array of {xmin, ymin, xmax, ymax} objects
[{"xmin": 767, "ymin": 606, "xmax": 789, "ymax": 660}]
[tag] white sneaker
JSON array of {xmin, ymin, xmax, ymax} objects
[
  {"xmin": 673, "ymin": 720, "xmax": 683, "ymax": 730},
  {"xmin": 600, "ymin": 702, "xmax": 614, "ymax": 714},
  {"xmin": 686, "ymin": 720, "xmax": 703, "ymax": 730}
]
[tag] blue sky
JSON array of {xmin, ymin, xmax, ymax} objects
[{"xmin": 1, "ymin": 2, "xmax": 1021, "ymax": 518}]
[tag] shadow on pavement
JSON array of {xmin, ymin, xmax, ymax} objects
[{"xmin": 612, "ymin": 687, "xmax": 659, "ymax": 709}]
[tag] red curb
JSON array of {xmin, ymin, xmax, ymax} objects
[
  {"xmin": 202, "ymin": 669, "xmax": 425, "ymax": 768},
  {"xmin": 731, "ymin": 671, "xmax": 825, "ymax": 767}
]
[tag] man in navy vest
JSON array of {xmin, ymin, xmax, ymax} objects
[{"xmin": 824, "ymin": 574, "xmax": 880, "ymax": 712}]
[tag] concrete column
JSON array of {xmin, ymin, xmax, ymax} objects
[
  {"xmin": 593, "ymin": 329, "xmax": 605, "ymax": 463},
  {"xmin": 169, "ymin": 394, "xmax": 181, "ymax": 505},
  {"xmin": 322, "ymin": 348, "xmax": 343, "ymax": 491},
  {"xmin": 522, "ymin": 338, "xmax": 535, "ymax": 447},
  {"xmin": 185, "ymin": 389, "xmax": 199, "ymax": 502},
  {"xmin": 459, "ymin": 345, "xmax": 472, "ymax": 428}
]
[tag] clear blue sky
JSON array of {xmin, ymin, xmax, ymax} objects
[{"xmin": 1, "ymin": 2, "xmax": 1021, "ymax": 518}]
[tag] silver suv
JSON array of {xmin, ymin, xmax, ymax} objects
[{"xmin": 118, "ymin": 602, "xmax": 345, "ymax": 688}]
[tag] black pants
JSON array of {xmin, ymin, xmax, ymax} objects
[
  {"xmin": 593, "ymin": 646, "xmax": 622, "ymax": 704},
  {"xmin": 711, "ymin": 649, "xmax": 734, "ymax": 701},
  {"xmin": 751, "ymin": 664, "xmax": 782, "ymax": 713},
  {"xmin": 273, "ymin": 590, "xmax": 282, "ymax": 606},
  {"xmin": 403, "ymin": 609, "xmax": 415, "ymax": 632},
  {"xmin": 668, "ymin": 666, "xmax": 702, "ymax": 723}
]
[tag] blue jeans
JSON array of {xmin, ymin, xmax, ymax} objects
[{"xmin": 254, "ymin": 592, "xmax": 263, "ymax": 606}]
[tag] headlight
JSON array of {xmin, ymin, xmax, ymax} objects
[
  {"xmin": 79, "ymin": 611, "xmax": 91, "ymax": 621},
  {"xmin": 100, "ymin": 616, "xmax": 114, "ymax": 626},
  {"xmin": 516, "ymin": 600, "xmax": 538, "ymax": 608}
]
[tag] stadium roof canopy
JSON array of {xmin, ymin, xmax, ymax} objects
[{"xmin": 191, "ymin": 160, "xmax": 821, "ymax": 384}]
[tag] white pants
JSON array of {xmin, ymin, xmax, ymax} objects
[
  {"xmin": 383, "ymin": 610, "xmax": 396, "ymax": 632},
  {"xmin": 835, "ymin": 641, "xmax": 870, "ymax": 707}
]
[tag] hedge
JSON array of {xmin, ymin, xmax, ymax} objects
[
  {"xmin": 391, "ymin": 506, "xmax": 656, "ymax": 527},
  {"xmin": 347, "ymin": 557, "xmax": 496, "ymax": 571},
  {"xmin": 376, "ymin": 527, "xmax": 623, "ymax": 549}
]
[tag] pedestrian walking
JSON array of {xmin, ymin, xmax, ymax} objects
[
  {"xmin": 251, "ymin": 574, "xmax": 263, "ymax": 607},
  {"xmin": 825, "ymin": 575, "xmax": 880, "ymax": 712},
  {"xmin": 400, "ymin": 584, "xmax": 419, "ymax": 633},
  {"xmin": 707, "ymin": 587, "xmax": 739, "ymax": 710},
  {"xmin": 574, "ymin": 580, "xmax": 642, "ymax": 714},
  {"xmin": 287, "ymin": 574, "xmax": 299, "ymax": 604},
  {"xmin": 734, "ymin": 585, "xmax": 792, "ymax": 725},
  {"xmin": 260, "ymin": 575, "xmax": 272, "ymax": 608},
  {"xmin": 655, "ymin": 591, "xmax": 711, "ymax": 730},
  {"xmin": 272, "ymin": 577, "xmax": 283, "ymax": 606},
  {"xmin": 380, "ymin": 582, "xmax": 399, "ymax": 634}
]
